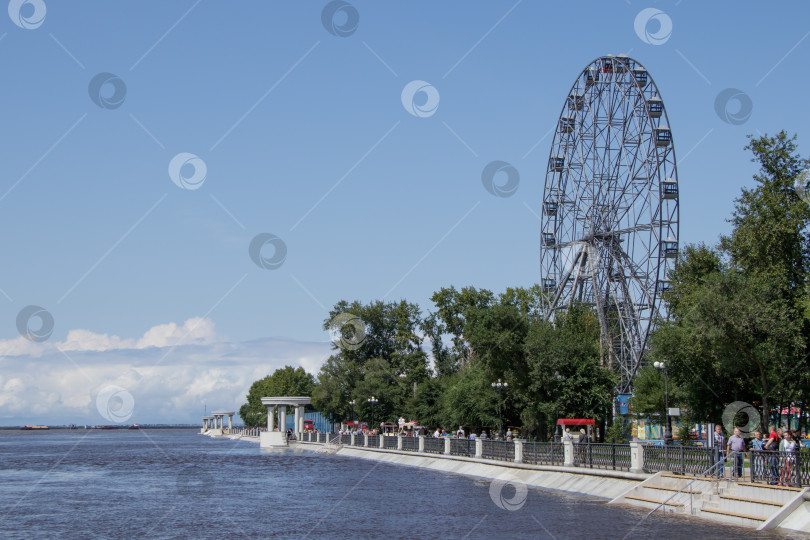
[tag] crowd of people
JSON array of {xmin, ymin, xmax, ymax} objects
[
  {"xmin": 338, "ymin": 422, "xmax": 515, "ymax": 441},
  {"xmin": 713, "ymin": 425, "xmax": 804, "ymax": 486}
]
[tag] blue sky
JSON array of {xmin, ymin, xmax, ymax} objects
[{"xmin": 0, "ymin": 1, "xmax": 808, "ymax": 424}]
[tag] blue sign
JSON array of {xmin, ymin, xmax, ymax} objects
[{"xmin": 616, "ymin": 394, "xmax": 632, "ymax": 415}]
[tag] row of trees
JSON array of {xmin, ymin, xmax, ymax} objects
[
  {"xmin": 239, "ymin": 132, "xmax": 810, "ymax": 440},
  {"xmin": 636, "ymin": 132, "xmax": 810, "ymax": 434}
]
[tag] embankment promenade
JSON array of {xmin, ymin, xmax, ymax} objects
[{"xmin": 206, "ymin": 427, "xmax": 810, "ymax": 535}]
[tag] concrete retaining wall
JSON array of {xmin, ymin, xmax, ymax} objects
[{"xmin": 298, "ymin": 442, "xmax": 646, "ymax": 500}]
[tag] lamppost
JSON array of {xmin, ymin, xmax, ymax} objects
[
  {"xmin": 348, "ymin": 400, "xmax": 356, "ymax": 423},
  {"xmin": 491, "ymin": 379, "xmax": 508, "ymax": 438},
  {"xmin": 654, "ymin": 361, "xmax": 673, "ymax": 444},
  {"xmin": 367, "ymin": 396, "xmax": 378, "ymax": 430}
]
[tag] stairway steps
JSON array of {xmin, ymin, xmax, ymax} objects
[
  {"xmin": 644, "ymin": 484, "xmax": 702, "ymax": 495},
  {"xmin": 718, "ymin": 494, "xmax": 783, "ymax": 507},
  {"xmin": 624, "ymin": 495, "xmax": 683, "ymax": 507},
  {"xmin": 699, "ymin": 508, "xmax": 767, "ymax": 521},
  {"xmin": 736, "ymin": 481, "xmax": 802, "ymax": 492}
]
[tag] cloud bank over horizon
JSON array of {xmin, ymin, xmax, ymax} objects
[{"xmin": 0, "ymin": 317, "xmax": 332, "ymax": 426}]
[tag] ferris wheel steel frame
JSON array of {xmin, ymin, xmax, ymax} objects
[{"xmin": 540, "ymin": 56, "xmax": 680, "ymax": 394}]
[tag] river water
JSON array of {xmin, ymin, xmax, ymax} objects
[{"xmin": 0, "ymin": 429, "xmax": 798, "ymax": 539}]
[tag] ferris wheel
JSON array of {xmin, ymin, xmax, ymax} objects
[{"xmin": 540, "ymin": 55, "xmax": 679, "ymax": 394}]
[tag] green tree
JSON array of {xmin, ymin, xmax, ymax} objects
[
  {"xmin": 312, "ymin": 298, "xmax": 429, "ymax": 423},
  {"xmin": 524, "ymin": 307, "xmax": 617, "ymax": 439},
  {"xmin": 239, "ymin": 366, "xmax": 315, "ymax": 426}
]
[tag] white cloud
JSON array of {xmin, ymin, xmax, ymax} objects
[{"xmin": 0, "ymin": 317, "xmax": 332, "ymax": 426}]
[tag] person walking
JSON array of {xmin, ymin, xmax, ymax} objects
[
  {"xmin": 457, "ymin": 426, "xmax": 465, "ymax": 438},
  {"xmin": 713, "ymin": 425, "xmax": 726, "ymax": 478},
  {"xmin": 727, "ymin": 427, "xmax": 746, "ymax": 479}
]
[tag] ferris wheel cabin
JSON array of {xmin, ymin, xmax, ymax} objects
[
  {"xmin": 568, "ymin": 93, "xmax": 584, "ymax": 110},
  {"xmin": 661, "ymin": 178, "xmax": 678, "ymax": 199},
  {"xmin": 632, "ymin": 67, "xmax": 648, "ymax": 87},
  {"xmin": 654, "ymin": 128, "xmax": 672, "ymax": 147},
  {"xmin": 549, "ymin": 156, "xmax": 565, "ymax": 172},
  {"xmin": 559, "ymin": 116, "xmax": 575, "ymax": 133},
  {"xmin": 583, "ymin": 68, "xmax": 600, "ymax": 86},
  {"xmin": 542, "ymin": 278, "xmax": 556, "ymax": 292},
  {"xmin": 542, "ymin": 231, "xmax": 556, "ymax": 247},
  {"xmin": 543, "ymin": 201, "xmax": 558, "ymax": 216},
  {"xmin": 647, "ymin": 98, "xmax": 663, "ymax": 118},
  {"xmin": 656, "ymin": 280, "xmax": 672, "ymax": 295},
  {"xmin": 662, "ymin": 238, "xmax": 678, "ymax": 258}
]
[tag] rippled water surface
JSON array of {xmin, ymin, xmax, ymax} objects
[{"xmin": 0, "ymin": 429, "xmax": 799, "ymax": 539}]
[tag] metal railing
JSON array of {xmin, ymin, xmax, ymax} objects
[
  {"xmin": 423, "ymin": 437, "xmax": 445, "ymax": 454},
  {"xmin": 402, "ymin": 437, "xmax": 419, "ymax": 452},
  {"xmin": 352, "ymin": 435, "xmax": 365, "ymax": 447},
  {"xmin": 576, "ymin": 443, "xmax": 631, "ymax": 471},
  {"xmin": 383, "ymin": 435, "xmax": 399, "ymax": 449},
  {"xmin": 340, "ymin": 434, "xmax": 352, "ymax": 445},
  {"xmin": 523, "ymin": 442, "xmax": 563, "ymax": 466},
  {"xmin": 481, "ymin": 440, "xmax": 514, "ymax": 462},
  {"xmin": 643, "ymin": 445, "xmax": 714, "ymax": 476},
  {"xmin": 367, "ymin": 435, "xmax": 379, "ymax": 448},
  {"xmin": 751, "ymin": 450, "xmax": 808, "ymax": 487},
  {"xmin": 449, "ymin": 439, "xmax": 475, "ymax": 457}
]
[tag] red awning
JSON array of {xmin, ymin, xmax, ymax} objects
[{"xmin": 557, "ymin": 419, "xmax": 596, "ymax": 425}]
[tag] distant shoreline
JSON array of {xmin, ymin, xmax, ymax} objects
[{"xmin": 0, "ymin": 425, "xmax": 203, "ymax": 430}]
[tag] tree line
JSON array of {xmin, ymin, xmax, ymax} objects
[{"xmin": 239, "ymin": 132, "xmax": 810, "ymax": 441}]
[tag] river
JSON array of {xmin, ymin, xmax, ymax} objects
[{"xmin": 0, "ymin": 429, "xmax": 795, "ymax": 539}]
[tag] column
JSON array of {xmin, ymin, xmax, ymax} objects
[
  {"xmin": 379, "ymin": 436, "xmax": 385, "ymax": 449},
  {"xmin": 294, "ymin": 406, "xmax": 301, "ymax": 437},
  {"xmin": 444, "ymin": 437, "xmax": 451, "ymax": 455},
  {"xmin": 418, "ymin": 436, "xmax": 425, "ymax": 453},
  {"xmin": 228, "ymin": 415, "xmax": 233, "ymax": 430},
  {"xmin": 267, "ymin": 405, "xmax": 275, "ymax": 431},
  {"xmin": 351, "ymin": 433, "xmax": 356, "ymax": 446},
  {"xmin": 630, "ymin": 441, "xmax": 644, "ymax": 474},
  {"xmin": 514, "ymin": 440, "xmax": 523, "ymax": 464},
  {"xmin": 298, "ymin": 407, "xmax": 305, "ymax": 433},
  {"xmin": 397, "ymin": 435, "xmax": 403, "ymax": 450},
  {"xmin": 475, "ymin": 438, "xmax": 483, "ymax": 459},
  {"xmin": 279, "ymin": 406, "xmax": 287, "ymax": 433},
  {"xmin": 364, "ymin": 434, "xmax": 369, "ymax": 447},
  {"xmin": 563, "ymin": 440, "xmax": 574, "ymax": 467}
]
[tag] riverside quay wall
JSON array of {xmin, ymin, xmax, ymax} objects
[{"xmin": 217, "ymin": 429, "xmax": 810, "ymax": 533}]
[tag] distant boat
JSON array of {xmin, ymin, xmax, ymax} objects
[
  {"xmin": 20, "ymin": 425, "xmax": 49, "ymax": 430},
  {"xmin": 127, "ymin": 424, "xmax": 140, "ymax": 430},
  {"xmin": 90, "ymin": 425, "xmax": 121, "ymax": 430}
]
